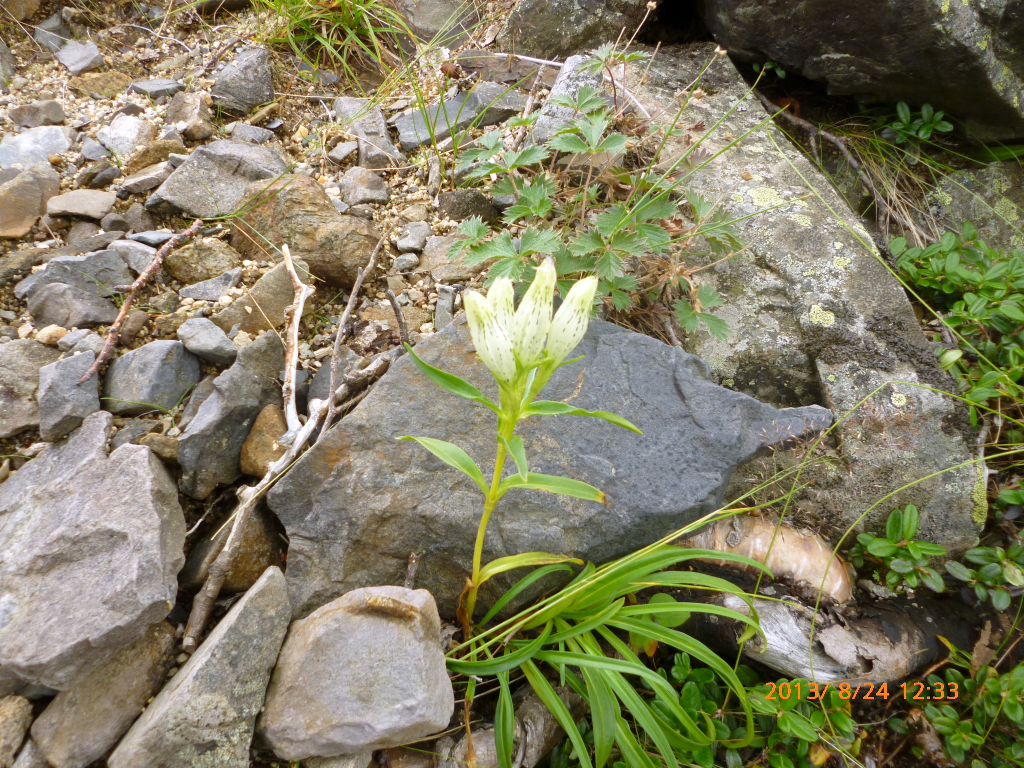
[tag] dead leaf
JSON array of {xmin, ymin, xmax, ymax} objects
[
  {"xmin": 971, "ymin": 620, "xmax": 996, "ymax": 672},
  {"xmin": 741, "ymin": 170, "xmax": 753, "ymax": 181}
]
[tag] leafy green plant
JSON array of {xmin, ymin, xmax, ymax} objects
[
  {"xmin": 849, "ymin": 505, "xmax": 948, "ymax": 592},
  {"xmin": 945, "ymin": 541, "xmax": 1024, "ymax": 610},
  {"xmin": 753, "ymin": 60, "xmax": 787, "ymax": 80},
  {"xmin": 749, "ymin": 679, "xmax": 856, "ymax": 768},
  {"xmin": 881, "ymin": 102, "xmax": 954, "ymax": 145},
  {"xmin": 891, "ymin": 223, "xmax": 1024, "ymax": 418}
]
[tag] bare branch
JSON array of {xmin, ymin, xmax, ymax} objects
[
  {"xmin": 385, "ymin": 289, "xmax": 410, "ymax": 346},
  {"xmin": 278, "ymin": 243, "xmax": 316, "ymax": 447},
  {"xmin": 78, "ymin": 219, "xmax": 204, "ymax": 385}
]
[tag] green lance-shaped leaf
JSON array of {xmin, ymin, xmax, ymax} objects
[
  {"xmin": 398, "ymin": 437, "xmax": 488, "ymax": 494},
  {"xmin": 476, "ymin": 551, "xmax": 583, "ymax": 588},
  {"xmin": 404, "ymin": 345, "xmax": 501, "ymax": 415},
  {"xmin": 521, "ymin": 400, "xmax": 642, "ymax": 434},
  {"xmin": 497, "ymin": 472, "xmax": 606, "ymax": 503},
  {"xmin": 446, "ymin": 622, "xmax": 553, "ymax": 674},
  {"xmin": 499, "ymin": 434, "xmax": 528, "ymax": 480},
  {"xmin": 522, "ymin": 660, "xmax": 595, "ymax": 768},
  {"xmin": 495, "ymin": 671, "xmax": 515, "ymax": 768}
]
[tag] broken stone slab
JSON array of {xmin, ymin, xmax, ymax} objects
[
  {"xmin": 339, "ymin": 166, "xmax": 389, "ymax": 206},
  {"xmin": 163, "ymin": 91, "xmax": 215, "ymax": 141},
  {"xmin": 531, "ymin": 55, "xmax": 602, "ymax": 146},
  {"xmin": 0, "ymin": 163, "xmax": 60, "ymax": 239},
  {"xmin": 9, "ymin": 100, "xmax": 65, "ymax": 128},
  {"xmin": 230, "ymin": 122, "xmax": 275, "ymax": 144},
  {"xmin": 178, "ymin": 267, "xmax": 243, "ymax": 302},
  {"xmin": 231, "ymin": 174, "xmax": 380, "ymax": 288},
  {"xmin": 333, "ymin": 97, "xmax": 406, "ymax": 169},
  {"xmin": 146, "ymin": 139, "xmax": 288, "ymax": 218},
  {"xmin": 129, "ymin": 78, "xmax": 184, "ymax": 99},
  {"xmin": 0, "ymin": 126, "xmax": 74, "ymax": 169},
  {"xmin": 108, "ymin": 567, "xmax": 290, "ymax": 768},
  {"xmin": 119, "ymin": 162, "xmax": 171, "ymax": 194},
  {"xmin": 128, "ymin": 230, "xmax": 174, "ymax": 247},
  {"xmin": 267, "ymin": 316, "xmax": 832, "ymax": 619},
  {"xmin": 31, "ymin": 623, "xmax": 176, "ymax": 768},
  {"xmin": 258, "ymin": 586, "xmax": 454, "ymax": 760},
  {"xmin": 396, "ymin": 221, "xmax": 432, "ymax": 253},
  {"xmin": 211, "ymin": 47, "xmax": 275, "ymax": 115},
  {"xmin": 16, "ymin": 249, "xmax": 133, "ymax": 301},
  {"xmin": 55, "ymin": 41, "xmax": 103, "ymax": 76},
  {"xmin": 394, "ymin": 0, "xmax": 479, "ymax": 42},
  {"xmin": 102, "ymin": 340, "xmax": 201, "ymax": 416},
  {"xmin": 629, "ymin": 42, "xmax": 981, "ymax": 551},
  {"xmin": 416, "ymin": 235, "xmax": 486, "ymax": 283},
  {"xmin": 177, "ymin": 316, "xmax": 238, "ymax": 365},
  {"xmin": 0, "ymin": 411, "xmax": 185, "ymax": 688},
  {"xmin": 437, "ymin": 188, "xmax": 497, "ymax": 222},
  {"xmin": 496, "ymin": 0, "xmax": 646, "ymax": 59},
  {"xmin": 38, "ymin": 351, "xmax": 101, "ymax": 442},
  {"xmin": 0, "ymin": 340, "xmax": 61, "ymax": 439},
  {"xmin": 210, "ymin": 257, "xmax": 313, "ymax": 336},
  {"xmin": 177, "ymin": 329, "xmax": 284, "ymax": 499},
  {"xmin": 97, "ymin": 115, "xmax": 154, "ymax": 161},
  {"xmin": 27, "ymin": 283, "xmax": 119, "ymax": 329},
  {"xmin": 46, "ymin": 190, "xmax": 117, "ymax": 220},
  {"xmin": 109, "ymin": 239, "xmax": 160, "ymax": 276},
  {"xmin": 393, "ymin": 81, "xmax": 527, "ymax": 151},
  {"xmin": 327, "ymin": 140, "xmax": 358, "ymax": 165},
  {"xmin": 33, "ymin": 13, "xmax": 71, "ymax": 53}
]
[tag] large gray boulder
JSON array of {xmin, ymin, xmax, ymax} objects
[
  {"xmin": 177, "ymin": 329, "xmax": 284, "ymax": 498},
  {"xmin": 925, "ymin": 161, "xmax": 1024, "ymax": 252},
  {"xmin": 699, "ymin": 0, "xmax": 1024, "ymax": 141},
  {"xmin": 0, "ymin": 412, "xmax": 185, "ymax": 689},
  {"xmin": 496, "ymin": 0, "xmax": 647, "ymax": 59},
  {"xmin": 31, "ymin": 623, "xmax": 176, "ymax": 768},
  {"xmin": 267, "ymin": 316, "xmax": 832, "ymax": 619},
  {"xmin": 629, "ymin": 43, "xmax": 982, "ymax": 551},
  {"xmin": 0, "ymin": 340, "xmax": 61, "ymax": 439},
  {"xmin": 108, "ymin": 567, "xmax": 291, "ymax": 768},
  {"xmin": 258, "ymin": 586, "xmax": 453, "ymax": 760},
  {"xmin": 27, "ymin": 283, "xmax": 119, "ymax": 329},
  {"xmin": 146, "ymin": 140, "xmax": 288, "ymax": 218},
  {"xmin": 102, "ymin": 340, "xmax": 201, "ymax": 416}
]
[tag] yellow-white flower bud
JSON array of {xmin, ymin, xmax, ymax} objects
[
  {"xmin": 547, "ymin": 275, "xmax": 598, "ymax": 362},
  {"xmin": 511, "ymin": 259, "xmax": 555, "ymax": 364},
  {"xmin": 487, "ymin": 277, "xmax": 515, "ymax": 333},
  {"xmin": 463, "ymin": 290, "xmax": 517, "ymax": 384}
]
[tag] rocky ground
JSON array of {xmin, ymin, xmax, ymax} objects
[{"xmin": 1, "ymin": 0, "xmax": 1022, "ymax": 766}]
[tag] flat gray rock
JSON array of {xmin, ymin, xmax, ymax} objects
[
  {"xmin": 0, "ymin": 162, "xmax": 60, "ymax": 239},
  {"xmin": 128, "ymin": 230, "xmax": 173, "ymax": 247},
  {"xmin": 34, "ymin": 13, "xmax": 71, "ymax": 53},
  {"xmin": 55, "ymin": 40, "xmax": 103, "ymax": 76},
  {"xmin": 177, "ymin": 330, "xmax": 284, "ymax": 499},
  {"xmin": 46, "ymin": 190, "xmax": 117, "ymax": 220},
  {"xmin": 333, "ymin": 98, "xmax": 405, "ymax": 169},
  {"xmin": 178, "ymin": 267, "xmax": 242, "ymax": 302},
  {"xmin": 38, "ymin": 352, "xmax": 100, "ymax": 442},
  {"xmin": 177, "ymin": 317, "xmax": 238, "ymax": 366},
  {"xmin": 96, "ymin": 115, "xmax": 153, "ymax": 160},
  {"xmin": 0, "ymin": 126, "xmax": 73, "ymax": 169},
  {"xmin": 80, "ymin": 137, "xmax": 110, "ymax": 160},
  {"xmin": 230, "ymin": 123, "xmax": 274, "ymax": 144},
  {"xmin": 0, "ymin": 340, "xmax": 61, "ymax": 439},
  {"xmin": 120, "ymin": 162, "xmax": 171, "ymax": 194},
  {"xmin": 211, "ymin": 47, "xmax": 274, "ymax": 115},
  {"xmin": 396, "ymin": 221, "xmax": 431, "ymax": 253},
  {"xmin": 31, "ymin": 623, "xmax": 175, "ymax": 768},
  {"xmin": 267, "ymin": 317, "xmax": 832, "ymax": 619},
  {"xmin": 327, "ymin": 140, "xmax": 357, "ymax": 165},
  {"xmin": 27, "ymin": 283, "xmax": 119, "ymax": 329},
  {"xmin": 16, "ymin": 249, "xmax": 132, "ymax": 300},
  {"xmin": 146, "ymin": 140, "xmax": 287, "ymax": 218},
  {"xmin": 0, "ymin": 411, "xmax": 185, "ymax": 689},
  {"xmin": 338, "ymin": 166, "xmax": 389, "ymax": 206},
  {"xmin": 108, "ymin": 567, "xmax": 290, "ymax": 768},
  {"xmin": 394, "ymin": 82, "xmax": 526, "ymax": 151},
  {"xmin": 102, "ymin": 340, "xmax": 200, "ymax": 416},
  {"xmin": 9, "ymin": 100, "xmax": 65, "ymax": 128},
  {"xmin": 259, "ymin": 587, "xmax": 453, "ymax": 760},
  {"xmin": 531, "ymin": 55, "xmax": 601, "ymax": 145},
  {"xmin": 109, "ymin": 239, "xmax": 159, "ymax": 275},
  {"xmin": 129, "ymin": 79, "xmax": 184, "ymax": 99}
]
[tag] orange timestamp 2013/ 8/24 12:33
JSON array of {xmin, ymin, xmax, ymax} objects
[{"xmin": 765, "ymin": 680, "xmax": 961, "ymax": 702}]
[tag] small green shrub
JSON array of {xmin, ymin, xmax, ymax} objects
[
  {"xmin": 849, "ymin": 505, "xmax": 948, "ymax": 592},
  {"xmin": 880, "ymin": 102, "xmax": 953, "ymax": 145},
  {"xmin": 945, "ymin": 541, "xmax": 1024, "ymax": 609}
]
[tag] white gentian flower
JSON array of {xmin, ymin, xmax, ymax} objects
[
  {"xmin": 463, "ymin": 290, "xmax": 517, "ymax": 384},
  {"xmin": 487, "ymin": 277, "xmax": 515, "ymax": 332},
  {"xmin": 511, "ymin": 259, "xmax": 556, "ymax": 364},
  {"xmin": 547, "ymin": 275, "xmax": 599, "ymax": 362}
]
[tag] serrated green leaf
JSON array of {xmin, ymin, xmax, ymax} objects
[
  {"xmin": 695, "ymin": 284, "xmax": 724, "ymax": 309},
  {"xmin": 699, "ymin": 313, "xmax": 731, "ymax": 339},
  {"xmin": 547, "ymin": 133, "xmax": 591, "ymax": 153}
]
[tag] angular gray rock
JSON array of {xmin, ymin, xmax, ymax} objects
[
  {"xmin": 129, "ymin": 230, "xmax": 174, "ymax": 247},
  {"xmin": 9, "ymin": 100, "xmax": 65, "ymax": 128},
  {"xmin": 0, "ymin": 126, "xmax": 73, "ymax": 169},
  {"xmin": 33, "ymin": 13, "xmax": 71, "ymax": 53},
  {"xmin": 0, "ymin": 38, "xmax": 13, "ymax": 90},
  {"xmin": 31, "ymin": 623, "xmax": 176, "ymax": 768},
  {"xmin": 393, "ymin": 253, "xmax": 420, "ymax": 272},
  {"xmin": 0, "ymin": 411, "xmax": 185, "ymax": 688},
  {"xmin": 80, "ymin": 137, "xmax": 110, "ymax": 160},
  {"xmin": 925, "ymin": 161, "xmax": 1024, "ymax": 253},
  {"xmin": 0, "ymin": 163, "xmax": 60, "ymax": 239},
  {"xmin": 12, "ymin": 738, "xmax": 49, "ymax": 768},
  {"xmin": 259, "ymin": 586, "xmax": 453, "ymax": 760},
  {"xmin": 230, "ymin": 123, "xmax": 274, "ymax": 144},
  {"xmin": 178, "ymin": 267, "xmax": 243, "ymax": 301},
  {"xmin": 164, "ymin": 237, "xmax": 242, "ymax": 284},
  {"xmin": 327, "ymin": 140, "xmax": 358, "ymax": 165},
  {"xmin": 630, "ymin": 43, "xmax": 983, "ymax": 552},
  {"xmin": 496, "ymin": 0, "xmax": 646, "ymax": 59},
  {"xmin": 437, "ymin": 189, "xmax": 497, "ymax": 222},
  {"xmin": 107, "ymin": 567, "xmax": 290, "ymax": 768},
  {"xmin": 46, "ymin": 190, "xmax": 117, "ymax": 220},
  {"xmin": 211, "ymin": 47, "xmax": 274, "ymax": 115},
  {"xmin": 333, "ymin": 97, "xmax": 405, "ymax": 169},
  {"xmin": 701, "ymin": 0, "xmax": 1024, "ymax": 141},
  {"xmin": 394, "ymin": 0, "xmax": 479, "ymax": 42},
  {"xmin": 267, "ymin": 317, "xmax": 832, "ymax": 619},
  {"xmin": 27, "ymin": 283, "xmax": 119, "ymax": 329},
  {"xmin": 177, "ymin": 330, "xmax": 284, "ymax": 498},
  {"xmin": 16, "ymin": 249, "xmax": 133, "ymax": 300},
  {"xmin": 163, "ymin": 91, "xmax": 215, "ymax": 141},
  {"xmin": 211, "ymin": 258, "xmax": 311, "ymax": 335},
  {"xmin": 120, "ymin": 162, "xmax": 171, "ymax": 194},
  {"xmin": 394, "ymin": 82, "xmax": 527, "ymax": 151},
  {"xmin": 102, "ymin": 340, "xmax": 201, "ymax": 416},
  {"xmin": 339, "ymin": 166, "xmax": 389, "ymax": 206},
  {"xmin": 97, "ymin": 115, "xmax": 153, "ymax": 161},
  {"xmin": 177, "ymin": 317, "xmax": 239, "ymax": 366},
  {"xmin": 531, "ymin": 55, "xmax": 602, "ymax": 146},
  {"xmin": 0, "ymin": 695, "xmax": 32, "ymax": 768},
  {"xmin": 146, "ymin": 140, "xmax": 287, "ymax": 218},
  {"xmin": 0, "ymin": 340, "xmax": 61, "ymax": 439},
  {"xmin": 129, "ymin": 78, "xmax": 184, "ymax": 99},
  {"xmin": 109, "ymin": 239, "xmax": 159, "ymax": 275},
  {"xmin": 55, "ymin": 41, "xmax": 103, "ymax": 76},
  {"xmin": 38, "ymin": 352, "xmax": 101, "ymax": 442},
  {"xmin": 396, "ymin": 221, "xmax": 432, "ymax": 253}
]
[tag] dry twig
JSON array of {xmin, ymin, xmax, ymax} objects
[
  {"xmin": 78, "ymin": 219, "xmax": 203, "ymax": 385},
  {"xmin": 385, "ymin": 289, "xmax": 410, "ymax": 345},
  {"xmin": 278, "ymin": 244, "xmax": 316, "ymax": 447}
]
